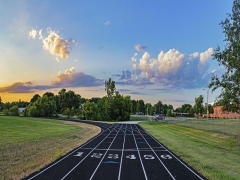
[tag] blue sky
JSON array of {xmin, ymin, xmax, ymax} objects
[{"xmin": 0, "ymin": 0, "xmax": 233, "ymax": 108}]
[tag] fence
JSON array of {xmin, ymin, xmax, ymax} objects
[{"xmin": 163, "ymin": 118, "xmax": 240, "ymax": 146}]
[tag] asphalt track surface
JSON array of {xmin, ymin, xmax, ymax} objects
[{"xmin": 24, "ymin": 121, "xmax": 206, "ymax": 180}]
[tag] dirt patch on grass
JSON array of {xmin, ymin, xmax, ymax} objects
[{"xmin": 0, "ymin": 121, "xmax": 100, "ymax": 180}]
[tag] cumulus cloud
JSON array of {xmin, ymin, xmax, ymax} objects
[
  {"xmin": 0, "ymin": 68, "xmax": 105, "ymax": 93},
  {"xmin": 52, "ymin": 67, "xmax": 104, "ymax": 87},
  {"xmin": 200, "ymin": 48, "xmax": 214, "ymax": 64},
  {"xmin": 129, "ymin": 47, "xmax": 215, "ymax": 89},
  {"xmin": 0, "ymin": 82, "xmax": 50, "ymax": 93},
  {"xmin": 28, "ymin": 28, "xmax": 74, "ymax": 61},
  {"xmin": 135, "ymin": 44, "xmax": 146, "ymax": 51}
]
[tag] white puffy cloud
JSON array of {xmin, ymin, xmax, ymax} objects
[
  {"xmin": 135, "ymin": 44, "xmax": 146, "ymax": 51},
  {"xmin": 189, "ymin": 52, "xmax": 199, "ymax": 60},
  {"xmin": 42, "ymin": 30, "xmax": 70, "ymax": 59},
  {"xmin": 131, "ymin": 47, "xmax": 215, "ymax": 89},
  {"xmin": 28, "ymin": 28, "xmax": 74, "ymax": 61},
  {"xmin": 200, "ymin": 48, "xmax": 214, "ymax": 63},
  {"xmin": 158, "ymin": 49, "xmax": 185, "ymax": 77}
]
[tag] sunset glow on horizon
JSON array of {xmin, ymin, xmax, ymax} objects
[{"xmin": 0, "ymin": 1, "xmax": 231, "ymax": 108}]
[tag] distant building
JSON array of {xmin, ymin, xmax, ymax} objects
[
  {"xmin": 209, "ymin": 106, "xmax": 240, "ymax": 118},
  {"xmin": 18, "ymin": 108, "xmax": 26, "ymax": 113}
]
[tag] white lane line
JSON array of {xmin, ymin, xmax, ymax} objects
[
  {"xmin": 79, "ymin": 148, "xmax": 167, "ymax": 152},
  {"xmin": 118, "ymin": 123, "xmax": 127, "ymax": 180},
  {"xmin": 131, "ymin": 124, "xmax": 148, "ymax": 180},
  {"xmin": 136, "ymin": 124, "xmax": 204, "ymax": 180},
  {"xmin": 133, "ymin": 124, "xmax": 175, "ymax": 180},
  {"xmin": 89, "ymin": 123, "xmax": 123, "ymax": 180},
  {"xmin": 61, "ymin": 123, "xmax": 120, "ymax": 180},
  {"xmin": 28, "ymin": 123, "xmax": 115, "ymax": 180}
]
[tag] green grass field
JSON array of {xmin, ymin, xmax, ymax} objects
[
  {"xmin": 140, "ymin": 121, "xmax": 240, "ymax": 180},
  {"xmin": 0, "ymin": 116, "xmax": 100, "ymax": 180},
  {"xmin": 165, "ymin": 118, "xmax": 240, "ymax": 136}
]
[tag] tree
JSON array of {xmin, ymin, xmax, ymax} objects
[
  {"xmin": 58, "ymin": 89, "xmax": 81, "ymax": 112},
  {"xmin": 30, "ymin": 94, "xmax": 40, "ymax": 103},
  {"xmin": 82, "ymin": 100, "xmax": 98, "ymax": 120},
  {"xmin": 105, "ymin": 78, "xmax": 116, "ymax": 98},
  {"xmin": 97, "ymin": 97, "xmax": 111, "ymax": 121},
  {"xmin": 43, "ymin": 92, "xmax": 54, "ymax": 98},
  {"xmin": 205, "ymin": 104, "xmax": 214, "ymax": 115},
  {"xmin": 2, "ymin": 109, "xmax": 9, "ymax": 115},
  {"xmin": 175, "ymin": 107, "xmax": 182, "ymax": 113},
  {"xmin": 209, "ymin": 0, "xmax": 240, "ymax": 113},
  {"xmin": 89, "ymin": 97, "xmax": 101, "ymax": 104},
  {"xmin": 111, "ymin": 92, "xmax": 132, "ymax": 121},
  {"xmin": 26, "ymin": 95, "xmax": 57, "ymax": 117},
  {"xmin": 181, "ymin": 104, "xmax": 192, "ymax": 113},
  {"xmin": 0, "ymin": 96, "xmax": 1, "ymax": 104},
  {"xmin": 145, "ymin": 103, "xmax": 154, "ymax": 115},
  {"xmin": 193, "ymin": 95, "xmax": 204, "ymax": 116},
  {"xmin": 131, "ymin": 100, "xmax": 137, "ymax": 114},
  {"xmin": 9, "ymin": 105, "xmax": 19, "ymax": 116},
  {"xmin": 63, "ymin": 107, "xmax": 76, "ymax": 119},
  {"xmin": 137, "ymin": 100, "xmax": 145, "ymax": 114},
  {"xmin": 154, "ymin": 101, "xmax": 163, "ymax": 114}
]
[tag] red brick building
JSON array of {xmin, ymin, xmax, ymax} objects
[{"xmin": 209, "ymin": 106, "xmax": 240, "ymax": 118}]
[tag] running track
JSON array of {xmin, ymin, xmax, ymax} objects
[{"xmin": 24, "ymin": 121, "xmax": 206, "ymax": 180}]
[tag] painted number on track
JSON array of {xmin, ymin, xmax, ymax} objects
[
  {"xmin": 144, "ymin": 155, "xmax": 155, "ymax": 159},
  {"xmin": 161, "ymin": 154, "xmax": 172, "ymax": 159},
  {"xmin": 126, "ymin": 155, "xmax": 136, "ymax": 159},
  {"xmin": 74, "ymin": 152, "xmax": 84, "ymax": 157},
  {"xmin": 108, "ymin": 154, "xmax": 119, "ymax": 159},
  {"xmin": 91, "ymin": 153, "xmax": 103, "ymax": 158}
]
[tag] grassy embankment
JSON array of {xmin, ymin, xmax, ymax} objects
[
  {"xmin": 140, "ymin": 121, "xmax": 240, "ymax": 180},
  {"xmin": 0, "ymin": 116, "xmax": 100, "ymax": 180}
]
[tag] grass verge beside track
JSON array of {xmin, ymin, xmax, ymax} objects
[
  {"xmin": 139, "ymin": 121, "xmax": 240, "ymax": 180},
  {"xmin": 0, "ymin": 116, "xmax": 100, "ymax": 180}
]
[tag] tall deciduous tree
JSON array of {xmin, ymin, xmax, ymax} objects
[
  {"xmin": 82, "ymin": 100, "xmax": 98, "ymax": 120},
  {"xmin": 194, "ymin": 95, "xmax": 204, "ymax": 116},
  {"xmin": 9, "ymin": 105, "xmax": 19, "ymax": 116},
  {"xmin": 58, "ymin": 89, "xmax": 81, "ymax": 112},
  {"xmin": 105, "ymin": 78, "xmax": 116, "ymax": 98},
  {"xmin": 43, "ymin": 92, "xmax": 54, "ymax": 98},
  {"xmin": 30, "ymin": 94, "xmax": 40, "ymax": 103},
  {"xmin": 26, "ymin": 95, "xmax": 57, "ymax": 117},
  {"xmin": 209, "ymin": 0, "xmax": 240, "ymax": 113}
]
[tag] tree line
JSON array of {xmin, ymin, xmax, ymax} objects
[{"xmin": 0, "ymin": 78, "xmax": 214, "ymax": 120}]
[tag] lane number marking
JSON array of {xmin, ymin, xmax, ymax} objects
[
  {"xmin": 91, "ymin": 153, "xmax": 103, "ymax": 158},
  {"xmin": 161, "ymin": 154, "xmax": 172, "ymax": 159},
  {"xmin": 108, "ymin": 154, "xmax": 119, "ymax": 159},
  {"xmin": 144, "ymin": 155, "xmax": 155, "ymax": 159},
  {"xmin": 126, "ymin": 155, "xmax": 136, "ymax": 159},
  {"xmin": 74, "ymin": 152, "xmax": 84, "ymax": 157}
]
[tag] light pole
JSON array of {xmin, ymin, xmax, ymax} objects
[{"xmin": 203, "ymin": 88, "xmax": 209, "ymax": 120}]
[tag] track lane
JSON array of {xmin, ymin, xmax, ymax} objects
[
  {"xmin": 133, "ymin": 124, "xmax": 205, "ymax": 180},
  {"xmin": 25, "ymin": 121, "xmax": 206, "ymax": 180}
]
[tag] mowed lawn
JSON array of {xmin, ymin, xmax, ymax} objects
[
  {"xmin": 0, "ymin": 116, "xmax": 100, "ymax": 180},
  {"xmin": 140, "ymin": 121, "xmax": 240, "ymax": 180}
]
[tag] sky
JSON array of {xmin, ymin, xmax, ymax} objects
[{"xmin": 0, "ymin": 0, "xmax": 233, "ymax": 108}]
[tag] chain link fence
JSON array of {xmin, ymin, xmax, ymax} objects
[{"xmin": 163, "ymin": 118, "xmax": 240, "ymax": 146}]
